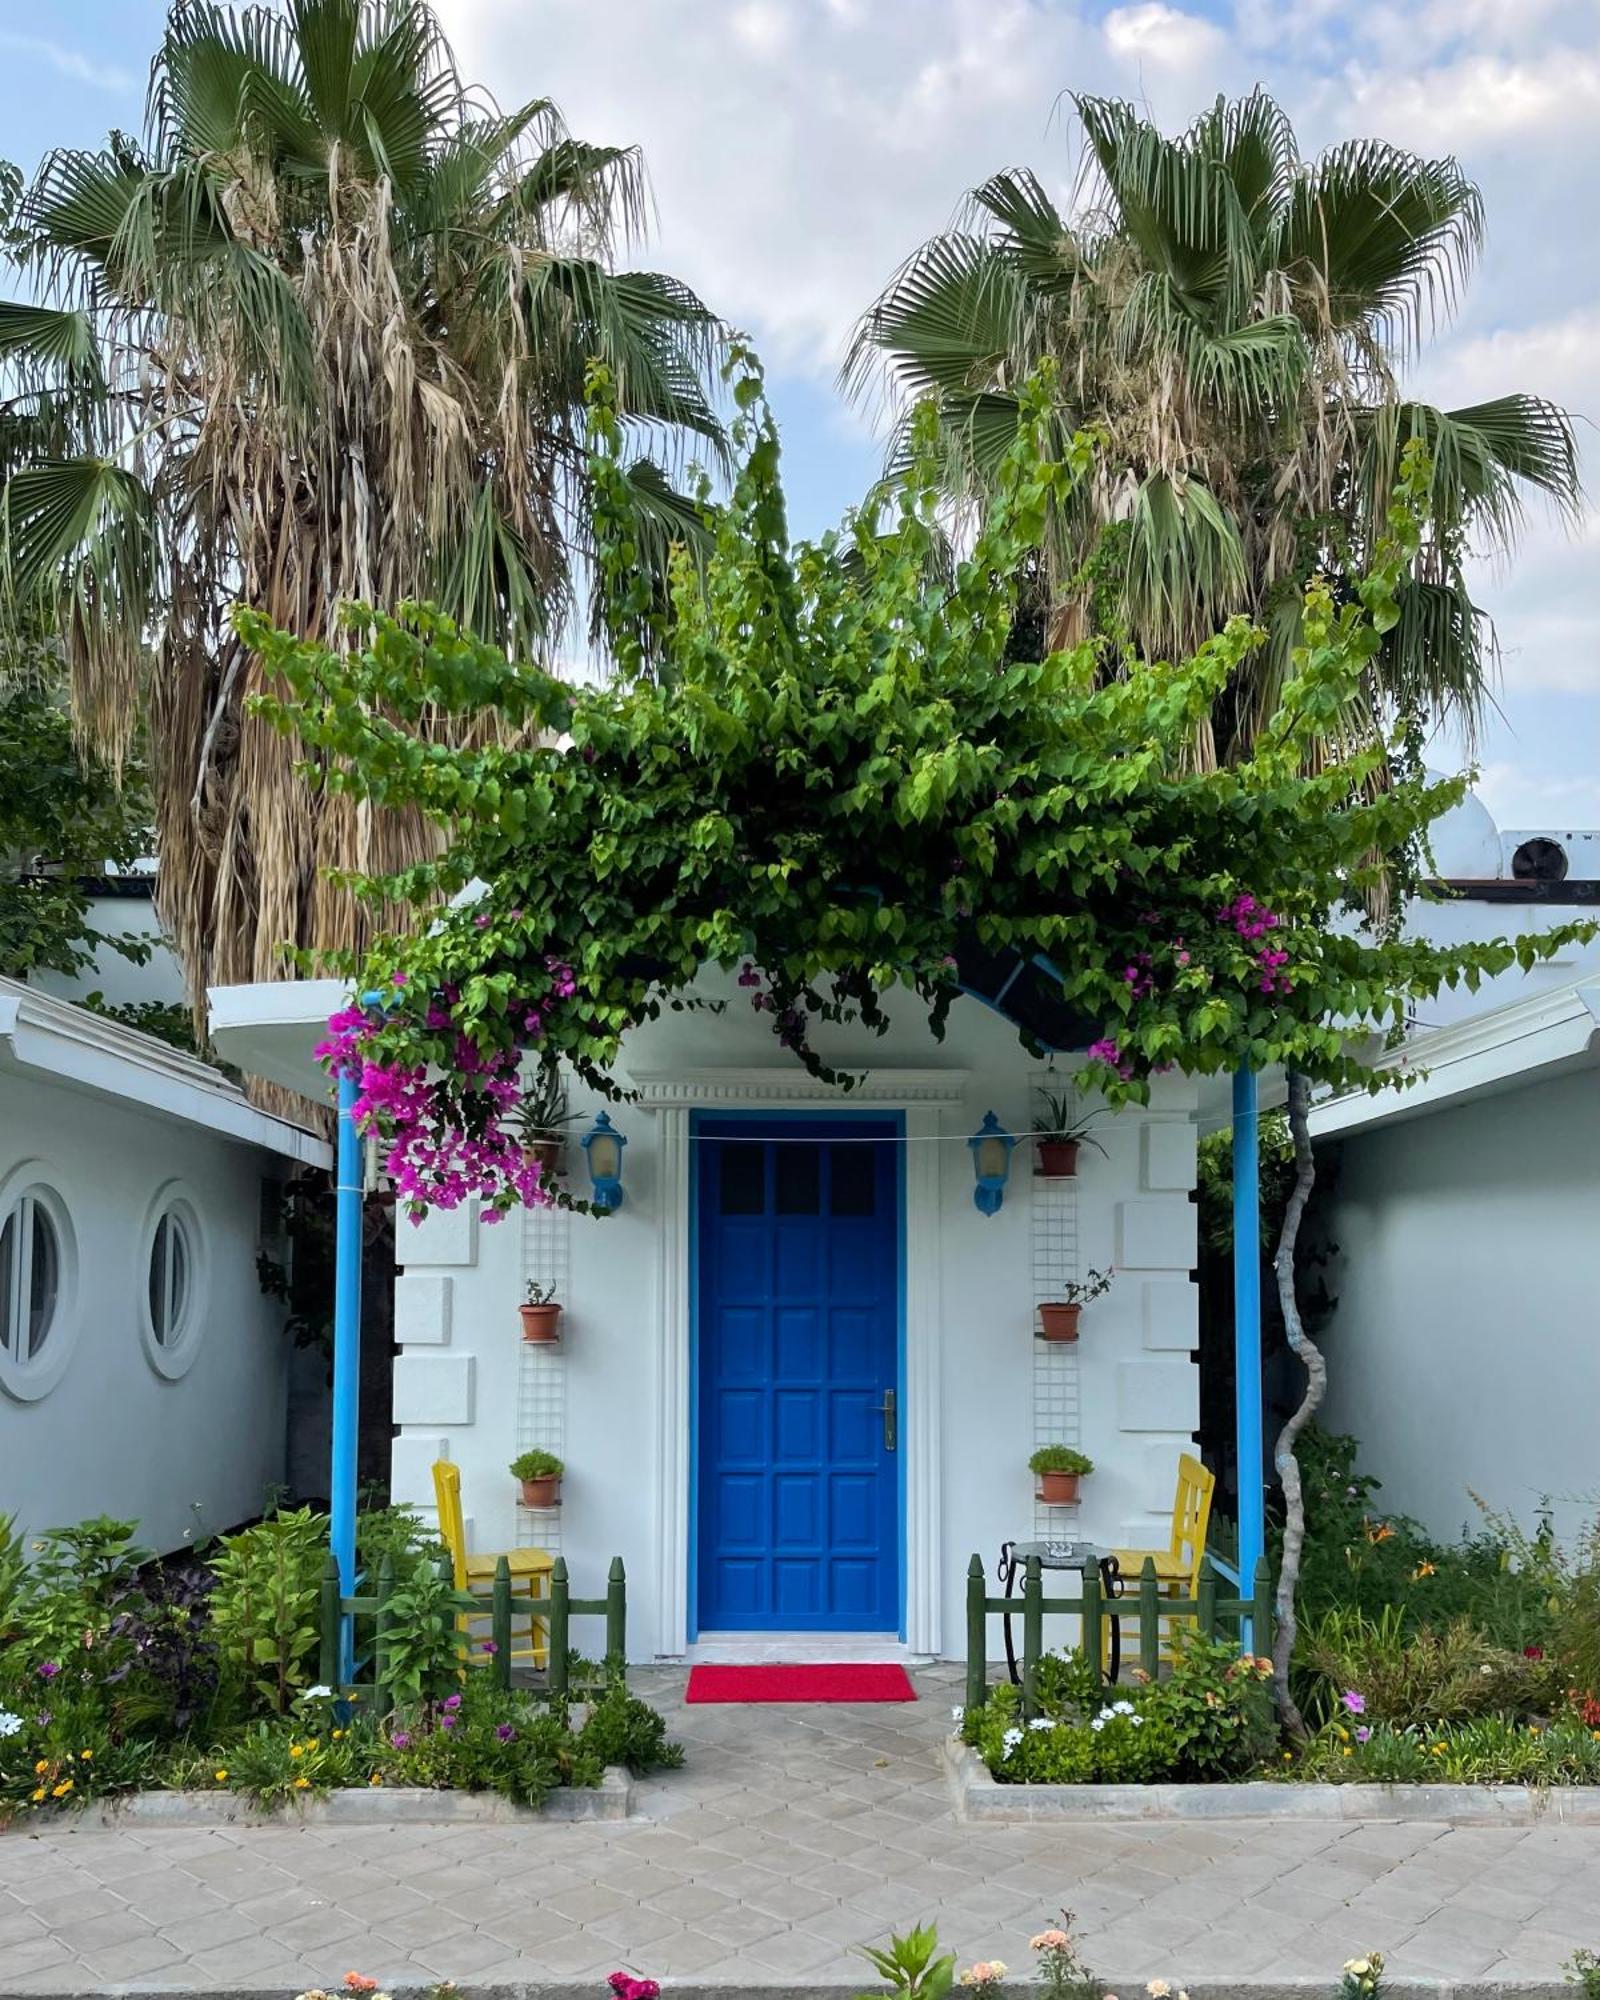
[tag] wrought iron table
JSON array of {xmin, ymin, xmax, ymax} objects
[{"xmin": 997, "ymin": 1538, "xmax": 1125, "ymax": 1684}]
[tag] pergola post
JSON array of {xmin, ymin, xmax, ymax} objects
[
  {"xmin": 330, "ymin": 1065, "xmax": 364, "ymax": 1679},
  {"xmin": 1231, "ymin": 1063, "xmax": 1264, "ymax": 1649}
]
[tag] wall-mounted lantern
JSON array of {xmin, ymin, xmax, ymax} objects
[
  {"xmin": 581, "ymin": 1111, "xmax": 628, "ymax": 1213},
  {"xmin": 968, "ymin": 1110, "xmax": 1016, "ymax": 1216}
]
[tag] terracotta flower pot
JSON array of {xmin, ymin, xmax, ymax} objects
[
  {"xmin": 519, "ymin": 1301, "xmax": 562, "ymax": 1343},
  {"xmin": 1037, "ymin": 1302, "xmax": 1082, "ymax": 1342},
  {"xmin": 518, "ymin": 1475, "xmax": 562, "ymax": 1508},
  {"xmin": 1035, "ymin": 1138, "xmax": 1080, "ymax": 1177},
  {"xmin": 1037, "ymin": 1470, "xmax": 1081, "ymax": 1505},
  {"xmin": 526, "ymin": 1137, "xmax": 564, "ymax": 1178}
]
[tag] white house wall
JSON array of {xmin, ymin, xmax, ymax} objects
[
  {"xmin": 390, "ymin": 982, "xmax": 1201, "ymax": 1660},
  {"xmin": 1317, "ymin": 1065, "xmax": 1600, "ymax": 1545},
  {"xmin": 0, "ymin": 1070, "xmax": 290, "ymax": 1551}
]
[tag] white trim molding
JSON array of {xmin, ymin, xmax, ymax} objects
[
  {"xmin": 626, "ymin": 1067, "xmax": 970, "ymax": 1108},
  {"xmin": 1, "ymin": 978, "xmax": 328, "ymax": 1167},
  {"xmin": 641, "ymin": 1069, "xmax": 951, "ymax": 1659},
  {"xmin": 1310, "ymin": 979, "xmax": 1600, "ymax": 1140}
]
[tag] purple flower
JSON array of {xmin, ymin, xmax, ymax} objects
[
  {"xmin": 474, "ymin": 912, "xmax": 491, "ymax": 928},
  {"xmin": 36, "ymin": 1662, "xmax": 59, "ymax": 1681},
  {"xmin": 495, "ymin": 1723, "xmax": 517, "ymax": 1743},
  {"xmin": 440, "ymin": 1714, "xmax": 456, "ymax": 1730},
  {"xmin": 34, "ymin": 1711, "xmax": 52, "ymax": 1727},
  {"xmin": 1341, "ymin": 1690, "xmax": 1366, "ymax": 1715},
  {"xmin": 1355, "ymin": 1726, "xmax": 1371, "ymax": 1744},
  {"xmin": 391, "ymin": 1730, "xmax": 412, "ymax": 1750},
  {"xmin": 442, "ymin": 1693, "xmax": 462, "ymax": 1712},
  {"xmin": 480, "ymin": 1640, "xmax": 498, "ymax": 1657}
]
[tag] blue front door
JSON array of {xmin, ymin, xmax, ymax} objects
[{"xmin": 695, "ymin": 1116, "xmax": 901, "ymax": 1633}]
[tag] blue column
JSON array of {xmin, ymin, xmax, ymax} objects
[
  {"xmin": 330, "ymin": 1067, "xmax": 363, "ymax": 1680},
  {"xmin": 1232, "ymin": 1063, "xmax": 1264, "ymax": 1650}
]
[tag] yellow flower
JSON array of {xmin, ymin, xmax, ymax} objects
[
  {"xmin": 1529, "ymin": 1723, "xmax": 1543, "ymax": 1735},
  {"xmin": 52, "ymin": 1779, "xmax": 72, "ymax": 1797},
  {"xmin": 79, "ymin": 1749, "xmax": 92, "ymax": 1761},
  {"xmin": 368, "ymin": 1773, "xmax": 382, "ymax": 1787},
  {"xmin": 33, "ymin": 1759, "xmax": 47, "ymax": 1775},
  {"xmin": 289, "ymin": 1743, "xmax": 305, "ymax": 1759},
  {"xmin": 308, "ymin": 1737, "xmax": 320, "ymax": 1750},
  {"xmin": 214, "ymin": 1769, "xmax": 229, "ymax": 1783},
  {"xmin": 332, "ymin": 1729, "xmax": 344, "ymax": 1740},
  {"xmin": 293, "ymin": 1775, "xmax": 311, "ymax": 1790},
  {"xmin": 1336, "ymin": 1726, "xmax": 1349, "ymax": 1742},
  {"xmin": 1413, "ymin": 1561, "xmax": 1435, "ymax": 1578},
  {"xmin": 1281, "ymin": 1750, "xmax": 1293, "ymax": 1761},
  {"xmin": 1342, "ymin": 1747, "xmax": 1352, "ymax": 1757},
  {"xmin": 1429, "ymin": 1743, "xmax": 1445, "ymax": 1756},
  {"xmin": 30, "ymin": 1787, "xmax": 46, "ymax": 1802}
]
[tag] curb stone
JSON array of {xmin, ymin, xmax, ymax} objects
[
  {"xmin": 0, "ymin": 1984, "xmax": 1584, "ymax": 2000},
  {"xmin": 1, "ymin": 1767, "xmax": 633, "ymax": 1831},
  {"xmin": 942, "ymin": 1734, "xmax": 1600, "ymax": 1823}
]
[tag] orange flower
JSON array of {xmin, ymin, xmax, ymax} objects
[{"xmin": 345, "ymin": 1976, "xmax": 380, "ymax": 1992}]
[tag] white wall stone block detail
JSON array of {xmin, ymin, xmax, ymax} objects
[
  {"xmin": 1141, "ymin": 1120, "xmax": 1197, "ymax": 1192},
  {"xmin": 393, "ymin": 1354, "xmax": 476, "ymax": 1426},
  {"xmin": 1116, "ymin": 1196, "xmax": 1197, "ymax": 1272},
  {"xmin": 1140, "ymin": 1276, "xmax": 1198, "ymax": 1352},
  {"xmin": 395, "ymin": 1273, "xmax": 452, "ymax": 1347},
  {"xmin": 391, "ymin": 1432, "xmax": 447, "ymax": 1509},
  {"xmin": 1116, "ymin": 1360, "xmax": 1199, "ymax": 1435},
  {"xmin": 403, "ymin": 1202, "xmax": 478, "ymax": 1268},
  {"xmin": 1134, "ymin": 1438, "xmax": 1191, "ymax": 1514}
]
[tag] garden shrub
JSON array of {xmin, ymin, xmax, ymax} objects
[
  {"xmin": 207, "ymin": 1508, "xmax": 327, "ymax": 1716},
  {"xmin": 967, "ymin": 1635, "xmax": 1274, "ymax": 1783},
  {"xmin": 1294, "ymin": 1715, "xmax": 1600, "ymax": 1785},
  {"xmin": 1300, "ymin": 1607, "xmax": 1562, "ymax": 1729},
  {"xmin": 579, "ymin": 1679, "xmax": 686, "ymax": 1774}
]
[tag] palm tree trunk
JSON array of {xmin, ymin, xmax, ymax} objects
[{"xmin": 1270, "ymin": 1069, "xmax": 1321, "ymax": 1740}]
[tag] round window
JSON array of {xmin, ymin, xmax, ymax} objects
[
  {"xmin": 140, "ymin": 1190, "xmax": 207, "ymax": 1379},
  {"xmin": 0, "ymin": 1176, "xmax": 77, "ymax": 1402}
]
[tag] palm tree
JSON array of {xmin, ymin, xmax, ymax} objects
[
  {"xmin": 846, "ymin": 90, "xmax": 1580, "ymax": 760},
  {"xmin": 0, "ymin": 0, "xmax": 725, "ymax": 1022}
]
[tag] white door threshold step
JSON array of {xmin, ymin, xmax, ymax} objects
[{"xmin": 678, "ymin": 1632, "xmax": 933, "ymax": 1665}]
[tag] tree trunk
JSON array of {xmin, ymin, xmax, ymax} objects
[{"xmin": 1270, "ymin": 1070, "xmax": 1323, "ymax": 1740}]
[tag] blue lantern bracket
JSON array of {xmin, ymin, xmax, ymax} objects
[
  {"xmin": 968, "ymin": 1109, "xmax": 1017, "ymax": 1216},
  {"xmin": 582, "ymin": 1109, "xmax": 628, "ymax": 1213}
]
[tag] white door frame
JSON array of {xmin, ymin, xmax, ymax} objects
[{"xmin": 627, "ymin": 1067, "xmax": 967, "ymax": 1659}]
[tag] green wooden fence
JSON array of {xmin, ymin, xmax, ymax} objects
[
  {"xmin": 964, "ymin": 1552, "xmax": 1273, "ymax": 1720},
  {"xmin": 318, "ymin": 1551, "xmax": 627, "ymax": 1707}
]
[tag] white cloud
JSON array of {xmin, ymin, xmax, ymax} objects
[
  {"xmin": 0, "ymin": 31, "xmax": 136, "ymax": 93},
  {"xmin": 1474, "ymin": 762, "xmax": 1600, "ymax": 828},
  {"xmin": 1103, "ymin": 5, "xmax": 1228, "ymax": 70}
]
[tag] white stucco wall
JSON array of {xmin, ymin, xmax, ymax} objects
[
  {"xmin": 0, "ymin": 1070, "xmax": 291, "ymax": 1551},
  {"xmin": 32, "ymin": 893, "xmax": 189, "ymax": 1013},
  {"xmin": 1316, "ymin": 1063, "xmax": 1600, "ymax": 1545},
  {"xmin": 389, "ymin": 977, "xmax": 1202, "ymax": 1661}
]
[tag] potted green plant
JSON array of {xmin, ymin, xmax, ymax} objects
[
  {"xmin": 1037, "ymin": 1267, "xmax": 1114, "ymax": 1342},
  {"xmin": 1030, "ymin": 1445, "xmax": 1093, "ymax": 1505},
  {"xmin": 510, "ymin": 1449, "xmax": 564, "ymax": 1507},
  {"xmin": 1032, "ymin": 1092, "xmax": 1109, "ymax": 1177},
  {"xmin": 516, "ymin": 1057, "xmax": 572, "ymax": 1178},
  {"xmin": 519, "ymin": 1279, "xmax": 562, "ymax": 1343}
]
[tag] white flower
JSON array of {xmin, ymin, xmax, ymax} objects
[
  {"xmin": 1090, "ymin": 1716, "xmax": 1106, "ymax": 1732},
  {"xmin": 1112, "ymin": 1700, "xmax": 1136, "ymax": 1716},
  {"xmin": 1028, "ymin": 1716, "xmax": 1054, "ymax": 1732},
  {"xmin": 1131, "ymin": 1714, "xmax": 1144, "ymax": 1726},
  {"xmin": 1148, "ymin": 1981, "xmax": 1172, "ymax": 1997},
  {"xmin": 0, "ymin": 1710, "xmax": 22, "ymax": 1738},
  {"xmin": 300, "ymin": 1684, "xmax": 334, "ymax": 1703},
  {"xmin": 951, "ymin": 1706, "xmax": 964, "ymax": 1722},
  {"xmin": 1343, "ymin": 1964, "xmax": 1371, "ymax": 1981},
  {"xmin": 1002, "ymin": 1727, "xmax": 1023, "ymax": 1754}
]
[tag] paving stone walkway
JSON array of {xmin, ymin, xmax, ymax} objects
[{"xmin": 3, "ymin": 1665, "xmax": 1600, "ymax": 1992}]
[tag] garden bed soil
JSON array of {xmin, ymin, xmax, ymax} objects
[
  {"xmin": 1, "ymin": 1765, "xmax": 633, "ymax": 1830},
  {"xmin": 943, "ymin": 1736, "xmax": 1600, "ymax": 1823}
]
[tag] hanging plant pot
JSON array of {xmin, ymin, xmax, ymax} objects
[
  {"xmin": 519, "ymin": 1301, "xmax": 563, "ymax": 1343},
  {"xmin": 1037, "ymin": 1302, "xmax": 1082, "ymax": 1342},
  {"xmin": 1035, "ymin": 1138, "xmax": 1080, "ymax": 1177},
  {"xmin": 526, "ymin": 1137, "xmax": 564, "ymax": 1179},
  {"xmin": 1037, "ymin": 1470, "xmax": 1081, "ymax": 1505},
  {"xmin": 518, "ymin": 1474, "xmax": 562, "ymax": 1507}
]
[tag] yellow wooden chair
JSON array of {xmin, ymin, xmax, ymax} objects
[
  {"xmin": 432, "ymin": 1459, "xmax": 554, "ymax": 1670},
  {"xmin": 1109, "ymin": 1452, "xmax": 1216, "ymax": 1666}
]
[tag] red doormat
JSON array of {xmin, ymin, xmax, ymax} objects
[{"xmin": 685, "ymin": 1662, "xmax": 916, "ymax": 1703}]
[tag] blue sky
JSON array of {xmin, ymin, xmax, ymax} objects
[{"xmin": 4, "ymin": 1, "xmax": 1596, "ymax": 834}]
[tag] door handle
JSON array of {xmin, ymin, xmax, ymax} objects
[{"xmin": 874, "ymin": 1389, "xmax": 897, "ymax": 1452}]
